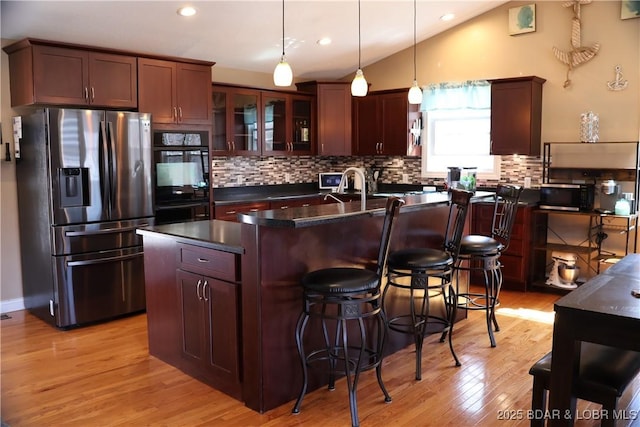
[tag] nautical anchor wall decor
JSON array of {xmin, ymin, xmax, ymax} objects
[
  {"xmin": 607, "ymin": 66, "xmax": 628, "ymax": 91},
  {"xmin": 552, "ymin": 0, "xmax": 600, "ymax": 88}
]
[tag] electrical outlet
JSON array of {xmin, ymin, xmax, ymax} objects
[
  {"xmin": 402, "ymin": 173, "xmax": 410, "ymax": 184},
  {"xmin": 524, "ymin": 177, "xmax": 532, "ymax": 188},
  {"xmin": 236, "ymin": 176, "xmax": 243, "ymax": 185}
]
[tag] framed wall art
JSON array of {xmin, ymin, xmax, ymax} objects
[
  {"xmin": 621, "ymin": 0, "xmax": 640, "ymax": 19},
  {"xmin": 509, "ymin": 4, "xmax": 536, "ymax": 35}
]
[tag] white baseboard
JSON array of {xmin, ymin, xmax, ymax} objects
[{"xmin": 1, "ymin": 297, "xmax": 25, "ymax": 314}]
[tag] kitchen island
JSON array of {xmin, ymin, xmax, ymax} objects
[{"xmin": 138, "ymin": 191, "xmax": 492, "ymax": 413}]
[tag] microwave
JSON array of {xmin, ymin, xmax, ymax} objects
[{"xmin": 539, "ymin": 183, "xmax": 595, "ymax": 212}]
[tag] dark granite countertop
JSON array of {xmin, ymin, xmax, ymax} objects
[
  {"xmin": 238, "ymin": 191, "xmax": 494, "ymax": 228},
  {"xmin": 137, "ymin": 220, "xmax": 244, "ymax": 254},
  {"xmin": 211, "ymin": 183, "xmax": 428, "ymax": 205}
]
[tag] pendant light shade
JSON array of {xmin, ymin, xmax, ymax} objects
[
  {"xmin": 408, "ymin": 80, "xmax": 423, "ymax": 104},
  {"xmin": 274, "ymin": 57, "xmax": 293, "ymax": 87},
  {"xmin": 351, "ymin": 69, "xmax": 368, "ymax": 97},
  {"xmin": 351, "ymin": 0, "xmax": 367, "ymax": 97},
  {"xmin": 274, "ymin": 0, "xmax": 293, "ymax": 87},
  {"xmin": 408, "ymin": 0, "xmax": 423, "ymax": 104}
]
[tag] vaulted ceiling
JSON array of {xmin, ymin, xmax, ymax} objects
[{"xmin": 1, "ymin": 0, "xmax": 507, "ymax": 80}]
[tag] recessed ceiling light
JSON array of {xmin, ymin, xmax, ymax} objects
[
  {"xmin": 317, "ymin": 37, "xmax": 332, "ymax": 46},
  {"xmin": 177, "ymin": 6, "xmax": 197, "ymax": 17},
  {"xmin": 440, "ymin": 13, "xmax": 455, "ymax": 22}
]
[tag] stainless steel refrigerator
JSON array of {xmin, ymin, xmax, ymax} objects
[{"xmin": 15, "ymin": 108, "xmax": 154, "ymax": 328}]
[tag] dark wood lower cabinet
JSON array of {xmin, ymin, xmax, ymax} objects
[
  {"xmin": 176, "ymin": 270, "xmax": 240, "ymax": 388},
  {"xmin": 142, "ymin": 233, "xmax": 242, "ymax": 401}
]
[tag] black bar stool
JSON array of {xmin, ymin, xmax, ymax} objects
[
  {"xmin": 291, "ymin": 197, "xmax": 404, "ymax": 427},
  {"xmin": 382, "ymin": 189, "xmax": 472, "ymax": 379},
  {"xmin": 529, "ymin": 342, "xmax": 640, "ymax": 427},
  {"xmin": 454, "ymin": 184, "xmax": 523, "ymax": 347}
]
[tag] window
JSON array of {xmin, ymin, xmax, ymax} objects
[{"xmin": 420, "ymin": 81, "xmax": 500, "ymax": 179}]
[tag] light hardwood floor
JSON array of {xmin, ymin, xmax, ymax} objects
[{"xmin": 2, "ymin": 287, "xmax": 639, "ymax": 427}]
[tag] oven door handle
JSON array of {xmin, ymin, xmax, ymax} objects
[
  {"xmin": 66, "ymin": 252, "xmax": 142, "ymax": 267},
  {"xmin": 65, "ymin": 224, "xmax": 149, "ymax": 237}
]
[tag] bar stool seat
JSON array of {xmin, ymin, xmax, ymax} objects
[
  {"xmin": 383, "ymin": 189, "xmax": 473, "ymax": 379},
  {"xmin": 455, "ymin": 184, "xmax": 523, "ymax": 347},
  {"xmin": 529, "ymin": 342, "xmax": 640, "ymax": 427},
  {"xmin": 292, "ymin": 197, "xmax": 404, "ymax": 427}
]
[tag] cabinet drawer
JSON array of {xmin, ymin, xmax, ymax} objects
[
  {"xmin": 178, "ymin": 244, "xmax": 239, "ymax": 282},
  {"xmin": 214, "ymin": 201, "xmax": 270, "ymax": 221}
]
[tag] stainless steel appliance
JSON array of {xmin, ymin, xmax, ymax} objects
[
  {"xmin": 597, "ymin": 179, "xmax": 620, "ymax": 213},
  {"xmin": 446, "ymin": 167, "xmax": 461, "ymax": 190},
  {"xmin": 546, "ymin": 251, "xmax": 579, "ymax": 289},
  {"xmin": 15, "ymin": 108, "xmax": 153, "ymax": 328},
  {"xmin": 539, "ymin": 183, "xmax": 595, "ymax": 212},
  {"xmin": 153, "ymin": 130, "xmax": 209, "ymax": 224}
]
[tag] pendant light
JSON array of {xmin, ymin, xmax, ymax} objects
[
  {"xmin": 351, "ymin": 0, "xmax": 368, "ymax": 97},
  {"xmin": 407, "ymin": 0, "xmax": 423, "ymax": 104},
  {"xmin": 273, "ymin": 0, "xmax": 293, "ymax": 87}
]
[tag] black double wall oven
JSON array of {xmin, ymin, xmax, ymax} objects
[{"xmin": 153, "ymin": 130, "xmax": 210, "ymax": 224}]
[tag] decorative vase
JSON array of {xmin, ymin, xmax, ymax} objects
[{"xmin": 580, "ymin": 111, "xmax": 599, "ymax": 143}]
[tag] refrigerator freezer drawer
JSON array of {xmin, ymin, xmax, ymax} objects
[
  {"xmin": 53, "ymin": 246, "xmax": 146, "ymax": 328},
  {"xmin": 52, "ymin": 218, "xmax": 153, "ymax": 256}
]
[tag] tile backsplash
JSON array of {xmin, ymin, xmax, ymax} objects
[{"xmin": 211, "ymin": 155, "xmax": 542, "ymax": 189}]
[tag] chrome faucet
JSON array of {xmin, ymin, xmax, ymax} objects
[
  {"xmin": 337, "ymin": 167, "xmax": 367, "ymax": 210},
  {"xmin": 323, "ymin": 193, "xmax": 345, "ymax": 206}
]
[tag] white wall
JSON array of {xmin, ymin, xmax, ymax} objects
[
  {"xmin": 0, "ymin": 39, "xmax": 24, "ymax": 312},
  {"xmin": 360, "ymin": 1, "xmax": 639, "ymax": 143}
]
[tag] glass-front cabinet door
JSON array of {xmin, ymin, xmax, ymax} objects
[
  {"xmin": 213, "ymin": 85, "xmax": 313, "ymax": 156},
  {"xmin": 212, "ymin": 86, "xmax": 260, "ymax": 155},
  {"xmin": 291, "ymin": 95, "xmax": 313, "ymax": 154},
  {"xmin": 262, "ymin": 93, "xmax": 288, "ymax": 154},
  {"xmin": 262, "ymin": 92, "xmax": 313, "ymax": 155}
]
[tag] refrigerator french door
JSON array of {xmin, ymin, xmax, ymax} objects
[{"xmin": 16, "ymin": 108, "xmax": 153, "ymax": 328}]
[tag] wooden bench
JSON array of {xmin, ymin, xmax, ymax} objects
[{"xmin": 529, "ymin": 342, "xmax": 640, "ymax": 427}]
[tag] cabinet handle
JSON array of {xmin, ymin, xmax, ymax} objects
[
  {"xmin": 280, "ymin": 205, "xmax": 289, "ymax": 209},
  {"xmin": 173, "ymin": 107, "xmax": 178, "ymax": 122},
  {"xmin": 91, "ymin": 87, "xmax": 95, "ymax": 100},
  {"xmin": 84, "ymin": 87, "xmax": 89, "ymax": 100},
  {"xmin": 202, "ymin": 280, "xmax": 209, "ymax": 302},
  {"xmin": 178, "ymin": 107, "xmax": 183, "ymax": 121},
  {"xmin": 197, "ymin": 257, "xmax": 210, "ymax": 263},
  {"xmin": 226, "ymin": 210, "xmax": 237, "ymax": 214},
  {"xmin": 196, "ymin": 279, "xmax": 203, "ymax": 300}
]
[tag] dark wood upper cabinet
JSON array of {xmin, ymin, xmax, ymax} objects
[
  {"xmin": 4, "ymin": 41, "xmax": 137, "ymax": 108},
  {"xmin": 489, "ymin": 76, "xmax": 545, "ymax": 156},
  {"xmin": 138, "ymin": 58, "xmax": 212, "ymax": 125},
  {"xmin": 297, "ymin": 81, "xmax": 352, "ymax": 156},
  {"xmin": 353, "ymin": 89, "xmax": 417, "ymax": 156},
  {"xmin": 212, "ymin": 85, "xmax": 261, "ymax": 155},
  {"xmin": 212, "ymin": 84, "xmax": 313, "ymax": 156}
]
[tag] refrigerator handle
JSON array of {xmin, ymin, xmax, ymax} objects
[
  {"xmin": 99, "ymin": 121, "xmax": 111, "ymax": 213},
  {"xmin": 107, "ymin": 121, "xmax": 117, "ymax": 209},
  {"xmin": 66, "ymin": 252, "xmax": 142, "ymax": 267}
]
